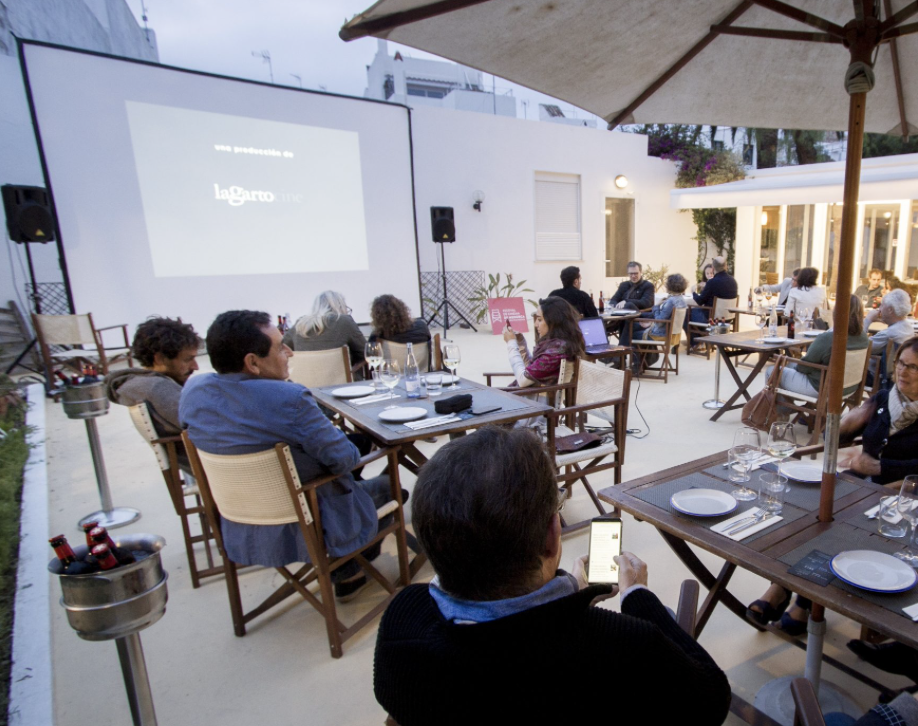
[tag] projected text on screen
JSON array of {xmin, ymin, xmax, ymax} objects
[{"xmin": 125, "ymin": 102, "xmax": 370, "ymax": 277}]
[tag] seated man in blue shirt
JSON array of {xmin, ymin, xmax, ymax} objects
[
  {"xmin": 374, "ymin": 426, "xmax": 731, "ymax": 726},
  {"xmin": 180, "ymin": 309, "xmax": 391, "ymax": 601}
]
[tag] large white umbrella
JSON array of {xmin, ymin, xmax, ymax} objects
[{"xmin": 341, "ymin": 0, "xmax": 917, "ymax": 696}]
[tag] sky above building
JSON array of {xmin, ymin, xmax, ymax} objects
[{"xmin": 125, "ymin": 0, "xmax": 604, "ymax": 123}]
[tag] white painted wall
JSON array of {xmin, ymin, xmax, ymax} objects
[{"xmin": 409, "ymin": 106, "xmax": 698, "ymax": 304}]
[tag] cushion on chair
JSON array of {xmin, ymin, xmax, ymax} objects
[
  {"xmin": 775, "ymin": 388, "xmax": 819, "ymax": 404},
  {"xmin": 552, "ymin": 425, "xmax": 618, "ymax": 467}
]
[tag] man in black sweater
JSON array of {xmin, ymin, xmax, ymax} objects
[
  {"xmin": 548, "ymin": 265, "xmax": 598, "ymax": 318},
  {"xmin": 610, "ymin": 261, "xmax": 655, "ymax": 311},
  {"xmin": 690, "ymin": 255, "xmax": 738, "ymax": 324},
  {"xmin": 373, "ymin": 427, "xmax": 731, "ymax": 726}
]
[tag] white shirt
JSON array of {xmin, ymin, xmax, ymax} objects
[{"xmin": 784, "ymin": 286, "xmax": 829, "ymax": 318}]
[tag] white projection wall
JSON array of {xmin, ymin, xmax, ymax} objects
[{"xmin": 21, "ymin": 43, "xmax": 420, "ymax": 336}]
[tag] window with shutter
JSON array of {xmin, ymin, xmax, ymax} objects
[{"xmin": 534, "ymin": 172, "xmax": 581, "ymax": 261}]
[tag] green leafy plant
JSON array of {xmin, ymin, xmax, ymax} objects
[
  {"xmin": 642, "ymin": 264, "xmax": 670, "ymax": 292},
  {"xmin": 468, "ymin": 273, "xmax": 536, "ymax": 324}
]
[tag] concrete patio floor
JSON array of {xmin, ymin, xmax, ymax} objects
[{"xmin": 38, "ymin": 325, "xmax": 909, "ymax": 725}]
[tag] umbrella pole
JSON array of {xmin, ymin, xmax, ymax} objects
[{"xmin": 818, "ymin": 90, "xmax": 866, "ymax": 525}]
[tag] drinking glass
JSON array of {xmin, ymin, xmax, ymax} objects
[
  {"xmin": 443, "ymin": 344, "xmax": 461, "ymax": 389},
  {"xmin": 757, "ymin": 472, "xmax": 787, "ymax": 514},
  {"xmin": 731, "ymin": 427, "xmax": 762, "ymax": 501},
  {"xmin": 755, "ymin": 309, "xmax": 768, "ymax": 343},
  {"xmin": 766, "ymin": 422, "xmax": 797, "ymax": 478},
  {"xmin": 878, "ymin": 496, "xmax": 907, "ymax": 538},
  {"xmin": 895, "ymin": 477, "xmax": 918, "ymax": 566},
  {"xmin": 366, "ymin": 342, "xmax": 384, "ymax": 390},
  {"xmin": 378, "ymin": 360, "xmax": 401, "ymax": 400}
]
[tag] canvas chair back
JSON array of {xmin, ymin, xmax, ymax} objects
[
  {"xmin": 128, "ymin": 403, "xmax": 171, "ymax": 472},
  {"xmin": 34, "ymin": 313, "xmax": 96, "ymax": 346},
  {"xmin": 669, "ymin": 306, "xmax": 687, "ymax": 346},
  {"xmin": 381, "ymin": 339, "xmax": 429, "ymax": 372},
  {"xmin": 289, "ymin": 347, "xmax": 352, "ymax": 388},
  {"xmin": 842, "ymin": 347, "xmax": 870, "ymax": 391},
  {"xmin": 194, "ymin": 446, "xmax": 311, "ymax": 526},
  {"xmin": 575, "ymin": 361, "xmax": 626, "ymax": 424},
  {"xmin": 712, "ymin": 297, "xmax": 736, "ymax": 322}
]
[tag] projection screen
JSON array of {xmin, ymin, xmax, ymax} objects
[{"xmin": 21, "ymin": 42, "xmax": 421, "ymax": 337}]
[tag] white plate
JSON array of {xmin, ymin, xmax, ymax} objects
[
  {"xmin": 830, "ymin": 550, "xmax": 917, "ymax": 593},
  {"xmin": 331, "ymin": 385, "xmax": 376, "ymax": 399},
  {"xmin": 780, "ymin": 461, "xmax": 822, "ymax": 482},
  {"xmin": 378, "ymin": 406, "xmax": 428, "ymax": 423},
  {"xmin": 763, "ymin": 336, "xmax": 787, "ymax": 344},
  {"xmin": 802, "ymin": 329, "xmax": 823, "ymax": 337},
  {"xmin": 671, "ymin": 489, "xmax": 738, "ymax": 517}
]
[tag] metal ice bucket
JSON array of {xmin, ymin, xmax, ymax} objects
[
  {"xmin": 61, "ymin": 382, "xmax": 110, "ymax": 419},
  {"xmin": 49, "ymin": 534, "xmax": 167, "ymax": 641}
]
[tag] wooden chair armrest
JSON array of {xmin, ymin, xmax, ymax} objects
[
  {"xmin": 151, "ymin": 434, "xmax": 184, "ymax": 446},
  {"xmin": 94, "ymin": 323, "xmax": 129, "ymax": 333},
  {"xmin": 94, "ymin": 323, "xmax": 131, "ymax": 348},
  {"xmin": 676, "ymin": 580, "xmax": 699, "ymax": 637},
  {"xmin": 790, "ymin": 678, "xmax": 826, "ymax": 726},
  {"xmin": 792, "ymin": 437, "xmax": 862, "ymax": 459},
  {"xmin": 483, "ymin": 372, "xmax": 516, "ymax": 387}
]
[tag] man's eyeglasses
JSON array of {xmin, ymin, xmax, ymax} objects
[
  {"xmin": 896, "ymin": 359, "xmax": 918, "ymax": 375},
  {"xmin": 627, "ymin": 270, "xmax": 641, "ymax": 277}
]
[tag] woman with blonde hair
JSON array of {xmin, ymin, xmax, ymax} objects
[{"xmin": 284, "ymin": 290, "xmax": 366, "ymax": 367}]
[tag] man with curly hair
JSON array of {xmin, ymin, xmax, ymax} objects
[{"xmin": 106, "ymin": 317, "xmax": 201, "ymax": 436}]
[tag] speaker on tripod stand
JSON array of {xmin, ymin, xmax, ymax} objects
[{"xmin": 426, "ymin": 207, "xmax": 476, "ymax": 334}]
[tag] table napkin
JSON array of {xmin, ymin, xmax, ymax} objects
[
  {"xmin": 902, "ymin": 603, "xmax": 918, "ymax": 621},
  {"xmin": 404, "ymin": 415, "xmax": 461, "ymax": 430},
  {"xmin": 352, "ymin": 393, "xmax": 399, "ymax": 405},
  {"xmin": 864, "ymin": 496, "xmax": 900, "ymax": 522},
  {"xmin": 710, "ymin": 507, "xmax": 783, "ymax": 541}
]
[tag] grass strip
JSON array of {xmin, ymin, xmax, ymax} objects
[{"xmin": 0, "ymin": 382, "xmax": 29, "ymax": 726}]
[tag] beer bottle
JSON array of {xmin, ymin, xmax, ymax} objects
[
  {"xmin": 91, "ymin": 544, "xmax": 120, "ymax": 571},
  {"xmin": 50, "ymin": 535, "xmax": 98, "ymax": 575},
  {"xmin": 90, "ymin": 526, "xmax": 135, "ymax": 565}
]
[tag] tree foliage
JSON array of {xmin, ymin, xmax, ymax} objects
[{"xmin": 631, "ymin": 124, "xmax": 745, "ymax": 269}]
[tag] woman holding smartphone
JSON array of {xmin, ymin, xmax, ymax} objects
[{"xmin": 501, "ymin": 296, "xmax": 584, "ymax": 388}]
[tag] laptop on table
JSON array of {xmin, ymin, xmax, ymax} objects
[{"xmin": 579, "ymin": 317, "xmax": 619, "ymax": 355}]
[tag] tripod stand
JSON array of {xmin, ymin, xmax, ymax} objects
[{"xmin": 426, "ymin": 241, "xmax": 477, "ymax": 335}]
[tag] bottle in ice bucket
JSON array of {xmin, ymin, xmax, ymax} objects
[
  {"xmin": 91, "ymin": 544, "xmax": 120, "ymax": 571},
  {"xmin": 404, "ymin": 343, "xmax": 420, "ymax": 399},
  {"xmin": 49, "ymin": 534, "xmax": 98, "ymax": 575},
  {"xmin": 90, "ymin": 525, "xmax": 136, "ymax": 565}
]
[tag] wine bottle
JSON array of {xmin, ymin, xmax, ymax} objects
[
  {"xmin": 598, "ymin": 291, "xmax": 605, "ymax": 314},
  {"xmin": 404, "ymin": 343, "xmax": 420, "ymax": 399},
  {"xmin": 787, "ymin": 310, "xmax": 796, "ymax": 339},
  {"xmin": 748, "ymin": 288, "xmax": 753, "ymax": 310}
]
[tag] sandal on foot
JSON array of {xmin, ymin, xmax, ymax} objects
[
  {"xmin": 746, "ymin": 589, "xmax": 792, "ymax": 626},
  {"xmin": 777, "ymin": 611, "xmax": 808, "ymax": 636}
]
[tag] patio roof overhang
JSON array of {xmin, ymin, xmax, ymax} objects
[{"xmin": 671, "ymin": 152, "xmax": 918, "ymax": 208}]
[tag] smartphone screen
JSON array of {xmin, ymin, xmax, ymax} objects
[{"xmin": 587, "ymin": 516, "xmax": 623, "ymax": 584}]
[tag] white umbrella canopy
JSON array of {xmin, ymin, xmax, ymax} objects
[{"xmin": 341, "ymin": 0, "xmax": 917, "ymax": 136}]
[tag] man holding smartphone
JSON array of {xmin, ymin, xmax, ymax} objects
[{"xmin": 374, "ymin": 426, "xmax": 730, "ymax": 726}]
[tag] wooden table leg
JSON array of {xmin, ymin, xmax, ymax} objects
[
  {"xmin": 659, "ymin": 530, "xmax": 765, "ymax": 632},
  {"xmin": 710, "ymin": 351, "xmax": 770, "ymax": 422}
]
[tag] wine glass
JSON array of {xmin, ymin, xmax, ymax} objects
[
  {"xmin": 443, "ymin": 344, "xmax": 461, "ymax": 389},
  {"xmin": 366, "ymin": 341, "xmax": 383, "ymax": 390},
  {"xmin": 766, "ymin": 422, "xmax": 797, "ymax": 478},
  {"xmin": 895, "ymin": 477, "xmax": 918, "ymax": 567},
  {"xmin": 378, "ymin": 360, "xmax": 401, "ymax": 400},
  {"xmin": 764, "ymin": 290, "xmax": 773, "ymax": 305},
  {"xmin": 731, "ymin": 427, "xmax": 762, "ymax": 501}
]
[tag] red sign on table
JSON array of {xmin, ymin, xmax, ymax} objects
[{"xmin": 487, "ymin": 297, "xmax": 529, "ymax": 335}]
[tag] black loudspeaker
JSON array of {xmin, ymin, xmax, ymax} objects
[
  {"xmin": 2, "ymin": 185, "xmax": 55, "ymax": 243},
  {"xmin": 431, "ymin": 206, "xmax": 455, "ymax": 243}
]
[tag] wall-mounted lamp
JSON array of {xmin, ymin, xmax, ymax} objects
[
  {"xmin": 760, "ymin": 211, "xmax": 769, "ymax": 225},
  {"xmin": 614, "ymin": 175, "xmax": 629, "ymax": 189},
  {"xmin": 883, "ymin": 211, "xmax": 892, "ymax": 219},
  {"xmin": 472, "ymin": 190, "xmax": 485, "ymax": 212},
  {"xmin": 604, "ymin": 209, "xmax": 612, "ymax": 216}
]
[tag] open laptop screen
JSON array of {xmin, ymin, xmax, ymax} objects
[{"xmin": 578, "ymin": 318, "xmax": 608, "ymax": 347}]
